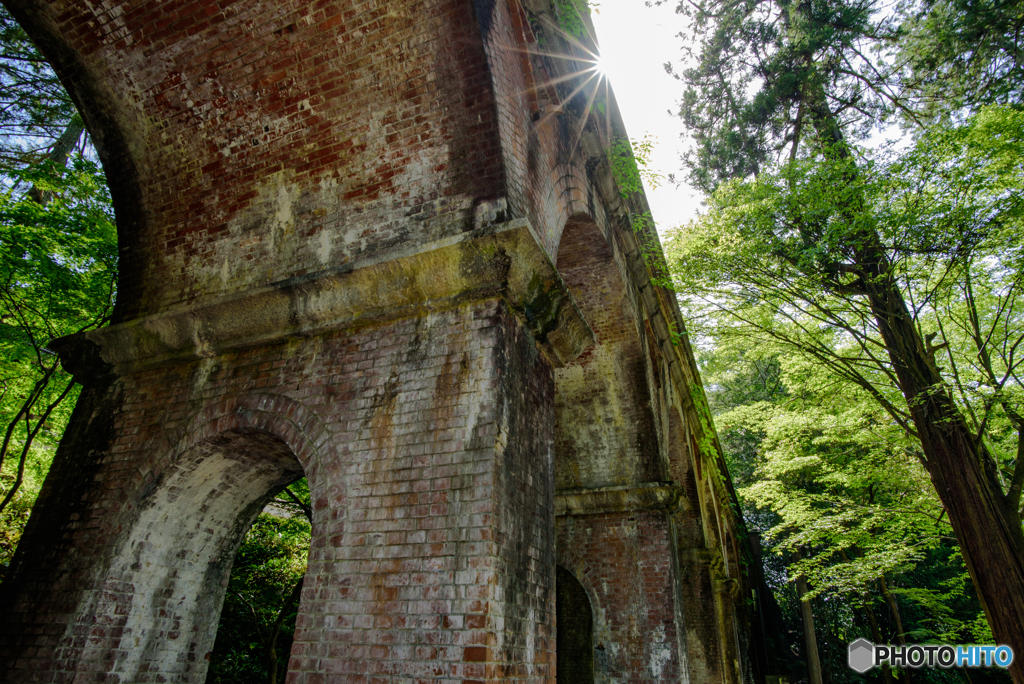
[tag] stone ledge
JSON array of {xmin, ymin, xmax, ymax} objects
[
  {"xmin": 555, "ymin": 482, "xmax": 687, "ymax": 517},
  {"xmin": 52, "ymin": 219, "xmax": 595, "ymax": 379}
]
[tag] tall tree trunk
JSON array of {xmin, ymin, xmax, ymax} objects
[
  {"xmin": 861, "ymin": 594, "xmax": 895, "ymax": 684},
  {"xmin": 27, "ymin": 114, "xmax": 84, "ymax": 205},
  {"xmin": 879, "ymin": 576, "xmax": 911, "ymax": 684},
  {"xmin": 862, "ymin": 266, "xmax": 1024, "ymax": 684},
  {"xmin": 792, "ymin": 550, "xmax": 823, "ymax": 684},
  {"xmin": 800, "ymin": 76, "xmax": 1024, "ymax": 683}
]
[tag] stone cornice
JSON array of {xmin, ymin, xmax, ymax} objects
[
  {"xmin": 52, "ymin": 219, "xmax": 595, "ymax": 379},
  {"xmin": 555, "ymin": 482, "xmax": 688, "ymax": 518}
]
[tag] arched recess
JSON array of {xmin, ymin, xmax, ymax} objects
[
  {"xmin": 557, "ymin": 564, "xmax": 595, "ymax": 684},
  {"xmin": 553, "ymin": 215, "xmax": 661, "ymax": 489},
  {"xmin": 703, "ymin": 479, "xmax": 726, "ymax": 553},
  {"xmin": 668, "ymin": 406, "xmax": 705, "ymax": 547},
  {"xmin": 536, "ymin": 162, "xmax": 594, "ymax": 259}
]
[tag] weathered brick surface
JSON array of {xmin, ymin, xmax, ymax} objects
[
  {"xmin": 11, "ymin": 0, "xmax": 507, "ymax": 321},
  {"xmin": 0, "ymin": 301, "xmax": 555, "ymax": 683},
  {"xmin": 0, "ymin": 0, "xmax": 760, "ymax": 680},
  {"xmin": 553, "ymin": 219, "xmax": 661, "ymax": 491},
  {"xmin": 555, "ymin": 512, "xmax": 684, "ymax": 684}
]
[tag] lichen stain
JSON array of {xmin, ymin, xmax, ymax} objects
[
  {"xmin": 316, "ymin": 227, "xmax": 333, "ymax": 266},
  {"xmin": 269, "ymin": 175, "xmax": 297, "ymax": 255},
  {"xmin": 555, "ymin": 344, "xmax": 639, "ymax": 488},
  {"xmin": 647, "ymin": 624, "xmax": 673, "ymax": 679},
  {"xmin": 368, "ymin": 371, "xmax": 400, "ymax": 463}
]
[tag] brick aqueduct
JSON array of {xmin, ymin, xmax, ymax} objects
[{"xmin": 0, "ymin": 0, "xmax": 767, "ymax": 681}]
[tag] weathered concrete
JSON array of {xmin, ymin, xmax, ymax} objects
[{"xmin": 0, "ymin": 0, "xmax": 761, "ymax": 681}]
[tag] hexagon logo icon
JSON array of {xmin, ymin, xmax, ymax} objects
[{"xmin": 848, "ymin": 638, "xmax": 875, "ymax": 673}]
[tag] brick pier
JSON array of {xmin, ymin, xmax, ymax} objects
[{"xmin": 0, "ymin": 0, "xmax": 761, "ymax": 681}]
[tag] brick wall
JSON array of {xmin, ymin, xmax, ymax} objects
[
  {"xmin": 553, "ymin": 219, "xmax": 661, "ymax": 490},
  {"xmin": 0, "ymin": 0, "xmax": 760, "ymax": 680},
  {"xmin": 556, "ymin": 511, "xmax": 684, "ymax": 684},
  {"xmin": 0, "ymin": 300, "xmax": 556, "ymax": 683},
  {"xmin": 11, "ymin": 0, "xmax": 507, "ymax": 322}
]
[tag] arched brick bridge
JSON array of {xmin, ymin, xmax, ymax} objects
[{"xmin": 0, "ymin": 0, "xmax": 764, "ymax": 681}]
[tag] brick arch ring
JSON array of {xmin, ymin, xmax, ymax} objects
[
  {"xmin": 172, "ymin": 392, "xmax": 340, "ymax": 518},
  {"xmin": 546, "ymin": 162, "xmax": 599, "ymax": 250},
  {"xmin": 555, "ymin": 545, "xmax": 606, "ymax": 637}
]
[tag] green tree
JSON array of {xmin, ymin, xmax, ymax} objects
[
  {"xmin": 705, "ymin": 343, "xmax": 1003, "ymax": 683},
  {"xmin": 0, "ymin": 3, "xmax": 110, "ymax": 573},
  {"xmin": 664, "ymin": 0, "xmax": 1024, "ymax": 665},
  {"xmin": 667, "ymin": 103, "xmax": 1024, "ymax": 676},
  {"xmin": 206, "ymin": 481, "xmax": 312, "ymax": 684},
  {"xmin": 0, "ymin": 154, "xmax": 116, "ymax": 572},
  {"xmin": 896, "ymin": 0, "xmax": 1024, "ymax": 123},
  {"xmin": 0, "ymin": 9, "xmax": 80, "ymax": 169}
]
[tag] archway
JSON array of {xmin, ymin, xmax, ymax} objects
[
  {"xmin": 206, "ymin": 476, "xmax": 312, "ymax": 683},
  {"xmin": 553, "ymin": 215, "xmax": 662, "ymax": 489},
  {"xmin": 557, "ymin": 565, "xmax": 594, "ymax": 684},
  {"xmin": 69, "ymin": 427, "xmax": 307, "ymax": 681}
]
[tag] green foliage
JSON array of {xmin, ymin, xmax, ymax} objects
[
  {"xmin": 207, "ymin": 483, "xmax": 311, "ymax": 684},
  {"xmin": 669, "ymin": 0, "xmax": 1024, "ymax": 192},
  {"xmin": 554, "ymin": 0, "xmax": 592, "ymax": 39},
  {"xmin": 0, "ymin": 156, "xmax": 116, "ymax": 574},
  {"xmin": 896, "ymin": 0, "xmax": 1024, "ymax": 121},
  {"xmin": 673, "ymin": 104, "xmax": 1023, "ymax": 678},
  {"xmin": 0, "ymin": 157, "xmax": 118, "ymax": 334},
  {"xmin": 0, "ymin": 3, "xmax": 112, "ymax": 573},
  {"xmin": 667, "ymin": 106, "xmax": 1024, "ymax": 483},
  {"xmin": 607, "ymin": 135, "xmax": 671, "ymax": 280},
  {"xmin": 702, "ymin": 343, "xmax": 999, "ymax": 679},
  {"xmin": 607, "ymin": 135, "xmax": 662, "ymax": 196},
  {"xmin": 689, "ymin": 381, "xmax": 722, "ymax": 469},
  {"xmin": 735, "ymin": 369, "xmax": 944, "ymax": 597},
  {"xmin": 0, "ymin": 10, "xmax": 79, "ymax": 168}
]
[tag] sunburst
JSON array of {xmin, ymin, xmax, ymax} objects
[{"xmin": 503, "ymin": 10, "xmax": 614, "ymax": 153}]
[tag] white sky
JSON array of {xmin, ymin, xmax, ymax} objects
[{"xmin": 590, "ymin": 1, "xmax": 703, "ymax": 232}]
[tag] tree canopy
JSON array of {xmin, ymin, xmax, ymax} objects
[
  {"xmin": 0, "ymin": 5, "xmax": 115, "ymax": 573},
  {"xmin": 662, "ymin": 0, "xmax": 1024, "ymax": 675}
]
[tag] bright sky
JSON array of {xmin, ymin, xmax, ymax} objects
[{"xmin": 590, "ymin": 1, "xmax": 702, "ymax": 232}]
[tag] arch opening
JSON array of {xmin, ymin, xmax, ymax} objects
[
  {"xmin": 83, "ymin": 427, "xmax": 309, "ymax": 682},
  {"xmin": 205, "ymin": 476, "xmax": 312, "ymax": 683},
  {"xmin": 557, "ymin": 564, "xmax": 594, "ymax": 684}
]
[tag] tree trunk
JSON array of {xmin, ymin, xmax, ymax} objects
[
  {"xmin": 862, "ymin": 269, "xmax": 1024, "ymax": 684},
  {"xmin": 792, "ymin": 550, "xmax": 823, "ymax": 684},
  {"xmin": 27, "ymin": 115, "xmax": 84, "ymax": 205},
  {"xmin": 267, "ymin": 577, "xmax": 303, "ymax": 684},
  {"xmin": 801, "ymin": 76, "xmax": 1024, "ymax": 683},
  {"xmin": 861, "ymin": 594, "xmax": 895, "ymax": 684},
  {"xmin": 879, "ymin": 576, "xmax": 911, "ymax": 684}
]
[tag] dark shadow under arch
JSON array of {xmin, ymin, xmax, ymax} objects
[{"xmin": 557, "ymin": 564, "xmax": 594, "ymax": 684}]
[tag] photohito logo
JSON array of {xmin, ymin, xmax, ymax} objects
[{"xmin": 848, "ymin": 639, "xmax": 1014, "ymax": 672}]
